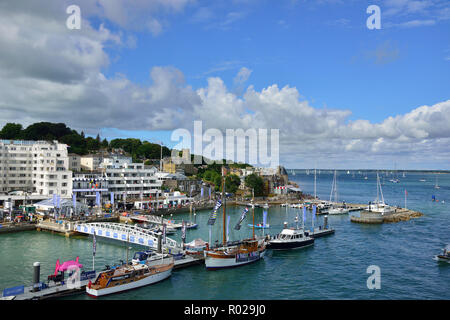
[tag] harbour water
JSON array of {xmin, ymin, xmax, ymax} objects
[{"xmin": 0, "ymin": 171, "xmax": 449, "ymax": 299}]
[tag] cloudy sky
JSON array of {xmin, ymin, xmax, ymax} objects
[{"xmin": 0, "ymin": 0, "xmax": 449, "ymax": 169}]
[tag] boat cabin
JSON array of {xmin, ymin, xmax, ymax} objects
[{"xmin": 275, "ymin": 229, "xmax": 308, "ymax": 241}]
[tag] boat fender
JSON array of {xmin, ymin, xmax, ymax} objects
[{"xmin": 88, "ymin": 280, "xmax": 92, "ymax": 289}]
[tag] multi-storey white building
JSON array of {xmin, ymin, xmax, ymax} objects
[
  {"xmin": 68, "ymin": 153, "xmax": 81, "ymax": 172},
  {"xmin": 0, "ymin": 140, "xmax": 72, "ymax": 197},
  {"xmin": 105, "ymin": 162, "xmax": 162, "ymax": 201},
  {"xmin": 80, "ymin": 154, "xmax": 103, "ymax": 171},
  {"xmin": 99, "ymin": 154, "xmax": 132, "ymax": 169}
]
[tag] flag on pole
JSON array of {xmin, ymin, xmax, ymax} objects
[
  {"xmin": 110, "ymin": 192, "xmax": 114, "ymax": 205},
  {"xmin": 209, "ymin": 187, "xmax": 211, "ymax": 199},
  {"xmin": 312, "ymin": 205, "xmax": 316, "ymax": 223},
  {"xmin": 263, "ymin": 210, "xmax": 268, "ymax": 227},
  {"xmin": 181, "ymin": 220, "xmax": 186, "ymax": 243},
  {"xmin": 72, "ymin": 193, "xmax": 76, "ymax": 212},
  {"xmin": 226, "ymin": 215, "xmax": 230, "ymax": 242},
  {"xmin": 234, "ymin": 207, "xmax": 249, "ymax": 230},
  {"xmin": 207, "ymin": 199, "xmax": 222, "ymax": 225},
  {"xmin": 93, "ymin": 230, "xmax": 96, "ymax": 257},
  {"xmin": 162, "ymin": 224, "xmax": 166, "ymax": 244},
  {"xmin": 302, "ymin": 206, "xmax": 306, "ymax": 223}
]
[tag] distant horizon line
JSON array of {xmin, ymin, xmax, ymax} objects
[{"xmin": 287, "ymin": 169, "xmax": 450, "ymax": 173}]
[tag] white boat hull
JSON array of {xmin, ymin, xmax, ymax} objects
[
  {"xmin": 86, "ymin": 268, "xmax": 172, "ymax": 297},
  {"xmin": 328, "ymin": 208, "xmax": 349, "ymax": 215},
  {"xmin": 205, "ymin": 250, "xmax": 265, "ymax": 270}
]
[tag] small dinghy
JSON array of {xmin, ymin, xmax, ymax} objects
[
  {"xmin": 434, "ymin": 245, "xmax": 450, "ymax": 263},
  {"xmin": 248, "ymin": 223, "xmax": 270, "ymax": 229}
]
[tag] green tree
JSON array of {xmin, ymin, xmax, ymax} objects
[
  {"xmin": 245, "ymin": 173, "xmax": 264, "ymax": 196},
  {"xmin": 101, "ymin": 138, "xmax": 109, "ymax": 148},
  {"xmin": 21, "ymin": 122, "xmax": 72, "ymax": 141},
  {"xmin": 213, "ymin": 174, "xmax": 222, "ymax": 191},
  {"xmin": 0, "ymin": 123, "xmax": 23, "ymax": 139},
  {"xmin": 86, "ymin": 137, "xmax": 100, "ymax": 151},
  {"xmin": 225, "ymin": 174, "xmax": 241, "ymax": 194}
]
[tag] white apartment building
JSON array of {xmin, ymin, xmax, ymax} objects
[
  {"xmin": 99, "ymin": 154, "xmax": 132, "ymax": 169},
  {"xmin": 105, "ymin": 162, "xmax": 162, "ymax": 201},
  {"xmin": 80, "ymin": 154, "xmax": 103, "ymax": 171},
  {"xmin": 68, "ymin": 153, "xmax": 81, "ymax": 172},
  {"xmin": 0, "ymin": 140, "xmax": 72, "ymax": 197}
]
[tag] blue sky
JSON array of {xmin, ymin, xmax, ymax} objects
[
  {"xmin": 1, "ymin": 0, "xmax": 449, "ymax": 169},
  {"xmin": 99, "ymin": 0, "xmax": 449, "ymax": 122}
]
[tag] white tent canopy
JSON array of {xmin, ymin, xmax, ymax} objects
[{"xmin": 34, "ymin": 198, "xmax": 88, "ymax": 215}]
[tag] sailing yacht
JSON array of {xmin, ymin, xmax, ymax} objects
[
  {"xmin": 204, "ymin": 176, "xmax": 266, "ymax": 270},
  {"xmin": 389, "ymin": 164, "xmax": 400, "ymax": 183},
  {"xmin": 366, "ymin": 172, "xmax": 395, "ymax": 215},
  {"xmin": 434, "ymin": 175, "xmax": 440, "ymax": 189},
  {"xmin": 328, "ymin": 170, "xmax": 349, "ymax": 215}
]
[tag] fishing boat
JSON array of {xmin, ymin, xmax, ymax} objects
[
  {"xmin": 86, "ymin": 255, "xmax": 173, "ymax": 297},
  {"xmin": 433, "ymin": 245, "xmax": 450, "ymax": 263},
  {"xmin": 204, "ymin": 177, "xmax": 266, "ymax": 270},
  {"xmin": 328, "ymin": 170, "xmax": 349, "ymax": 215},
  {"xmin": 365, "ymin": 172, "xmax": 395, "ymax": 215}
]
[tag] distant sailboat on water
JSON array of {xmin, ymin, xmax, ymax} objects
[{"xmin": 435, "ymin": 175, "xmax": 440, "ymax": 189}]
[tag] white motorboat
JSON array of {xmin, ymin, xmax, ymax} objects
[
  {"xmin": 328, "ymin": 207, "xmax": 349, "ymax": 215},
  {"xmin": 267, "ymin": 227, "xmax": 314, "ymax": 250}
]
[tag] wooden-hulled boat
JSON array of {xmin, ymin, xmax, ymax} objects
[{"xmin": 86, "ymin": 256, "xmax": 173, "ymax": 297}]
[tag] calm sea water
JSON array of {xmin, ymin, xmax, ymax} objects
[{"xmin": 0, "ymin": 171, "xmax": 449, "ymax": 299}]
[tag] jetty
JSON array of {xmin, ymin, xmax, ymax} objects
[
  {"xmin": 1, "ymin": 253, "xmax": 205, "ymax": 300},
  {"xmin": 350, "ymin": 207, "xmax": 423, "ymax": 224}
]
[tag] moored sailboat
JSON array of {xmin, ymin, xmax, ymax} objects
[
  {"xmin": 328, "ymin": 170, "xmax": 349, "ymax": 215},
  {"xmin": 204, "ymin": 174, "xmax": 266, "ymax": 270},
  {"xmin": 365, "ymin": 172, "xmax": 395, "ymax": 215}
]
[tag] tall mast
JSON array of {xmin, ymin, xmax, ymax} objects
[
  {"xmin": 252, "ymin": 188, "xmax": 255, "ymax": 240},
  {"xmin": 335, "ymin": 170, "xmax": 338, "ymax": 203},
  {"xmin": 222, "ymin": 171, "xmax": 226, "ymax": 246},
  {"xmin": 330, "ymin": 171, "xmax": 336, "ymax": 202},
  {"xmin": 314, "ymin": 168, "xmax": 317, "ymax": 199}
]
